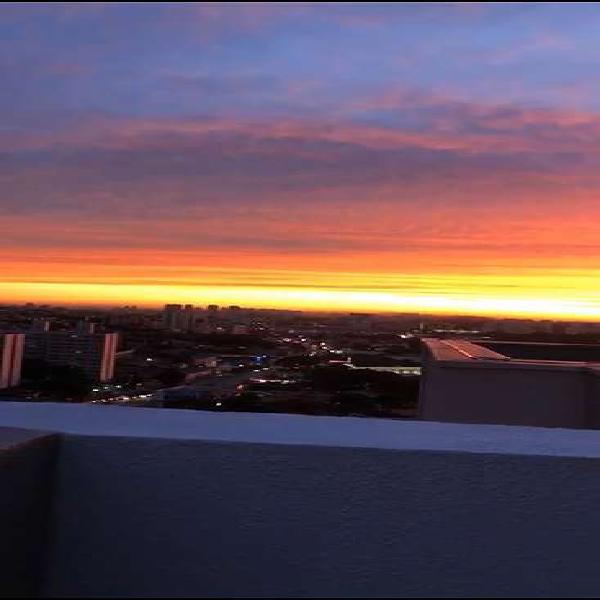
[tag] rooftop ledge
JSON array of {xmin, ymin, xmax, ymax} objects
[
  {"xmin": 2, "ymin": 401, "xmax": 600, "ymax": 459},
  {"xmin": 422, "ymin": 337, "xmax": 600, "ymax": 374}
]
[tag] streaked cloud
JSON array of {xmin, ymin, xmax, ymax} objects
[{"xmin": 1, "ymin": 2, "xmax": 600, "ymax": 317}]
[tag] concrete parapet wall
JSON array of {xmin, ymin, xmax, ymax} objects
[{"xmin": 1, "ymin": 403, "xmax": 600, "ymax": 597}]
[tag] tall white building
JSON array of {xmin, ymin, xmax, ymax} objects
[{"xmin": 0, "ymin": 333, "xmax": 25, "ymax": 389}]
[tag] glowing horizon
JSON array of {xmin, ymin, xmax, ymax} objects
[
  {"xmin": 1, "ymin": 3, "xmax": 600, "ymax": 321},
  {"xmin": 3, "ymin": 267, "xmax": 600, "ymax": 321}
]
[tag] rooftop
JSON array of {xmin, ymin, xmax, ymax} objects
[
  {"xmin": 422, "ymin": 337, "xmax": 600, "ymax": 373},
  {"xmin": 479, "ymin": 340, "xmax": 600, "ymax": 363},
  {"xmin": 420, "ymin": 338, "xmax": 600, "ymax": 429}
]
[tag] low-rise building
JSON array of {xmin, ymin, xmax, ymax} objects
[{"xmin": 420, "ymin": 338, "xmax": 600, "ymax": 429}]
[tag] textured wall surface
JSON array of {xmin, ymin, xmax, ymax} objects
[
  {"xmin": 44, "ymin": 436, "xmax": 600, "ymax": 598},
  {"xmin": 1, "ymin": 403, "xmax": 600, "ymax": 597}
]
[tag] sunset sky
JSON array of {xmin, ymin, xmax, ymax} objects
[{"xmin": 2, "ymin": 2, "xmax": 600, "ymax": 319}]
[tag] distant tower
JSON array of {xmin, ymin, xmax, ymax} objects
[
  {"xmin": 163, "ymin": 304, "xmax": 183, "ymax": 330},
  {"xmin": 183, "ymin": 304, "xmax": 195, "ymax": 331},
  {"xmin": 30, "ymin": 318, "xmax": 51, "ymax": 333},
  {"xmin": 76, "ymin": 320, "xmax": 96, "ymax": 334},
  {"xmin": 163, "ymin": 304, "xmax": 196, "ymax": 331}
]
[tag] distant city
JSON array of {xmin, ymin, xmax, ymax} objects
[{"xmin": 1, "ymin": 301, "xmax": 599, "ymax": 421}]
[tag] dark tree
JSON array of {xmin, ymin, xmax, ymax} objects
[{"xmin": 156, "ymin": 368, "xmax": 186, "ymax": 387}]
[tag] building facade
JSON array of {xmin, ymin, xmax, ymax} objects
[
  {"xmin": 419, "ymin": 338, "xmax": 600, "ymax": 429},
  {"xmin": 25, "ymin": 330, "xmax": 118, "ymax": 382},
  {"xmin": 0, "ymin": 333, "xmax": 25, "ymax": 389}
]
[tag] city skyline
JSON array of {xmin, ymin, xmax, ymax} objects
[{"xmin": 2, "ymin": 3, "xmax": 600, "ymax": 319}]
